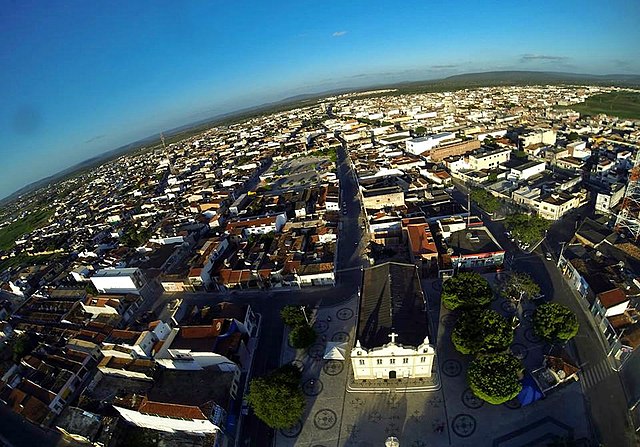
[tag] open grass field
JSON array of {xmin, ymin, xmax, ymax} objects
[
  {"xmin": 0, "ymin": 208, "xmax": 54, "ymax": 251},
  {"xmin": 564, "ymin": 91, "xmax": 640, "ymax": 120}
]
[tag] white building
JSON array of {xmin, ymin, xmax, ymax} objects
[
  {"xmin": 351, "ymin": 262, "xmax": 435, "ymax": 380},
  {"xmin": 512, "ymin": 187, "xmax": 581, "ymax": 220},
  {"xmin": 90, "ymin": 268, "xmax": 146, "ymax": 295},
  {"xmin": 567, "ymin": 140, "xmax": 591, "ymax": 160},
  {"xmin": 595, "ymin": 183, "xmax": 625, "ymax": 214},
  {"xmin": 520, "ymin": 129, "xmax": 557, "ymax": 147},
  {"xmin": 507, "ymin": 160, "xmax": 546, "ymax": 181},
  {"xmin": 405, "ymin": 132, "xmax": 455, "ymax": 155},
  {"xmin": 114, "ymin": 400, "xmax": 222, "ymax": 435},
  {"xmin": 468, "ymin": 148, "xmax": 511, "ymax": 171}
]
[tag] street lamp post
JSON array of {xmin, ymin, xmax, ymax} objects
[{"xmin": 300, "ymin": 305, "xmax": 309, "ymax": 324}]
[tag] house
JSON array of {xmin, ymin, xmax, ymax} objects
[
  {"xmin": 155, "ymin": 318, "xmax": 251, "ymax": 371},
  {"xmin": 557, "ymin": 218, "xmax": 640, "ymax": 361},
  {"xmin": 181, "ymin": 302, "xmax": 259, "ymax": 337},
  {"xmin": 596, "ymin": 183, "xmax": 625, "ymax": 214},
  {"xmin": 114, "ymin": 396, "xmax": 222, "ymax": 435},
  {"xmin": 226, "ymin": 213, "xmax": 287, "ymax": 236},
  {"xmin": 520, "ymin": 129, "xmax": 556, "ymax": 147},
  {"xmin": 404, "ymin": 219, "xmax": 438, "ymax": 276},
  {"xmin": 351, "ymin": 262, "xmax": 435, "ymax": 380},
  {"xmin": 505, "ymin": 159, "xmax": 546, "ymax": 181},
  {"xmin": 444, "ymin": 225, "xmax": 505, "ymax": 272},
  {"xmin": 512, "ymin": 186, "xmax": 581, "ymax": 220},
  {"xmin": 361, "ymin": 186, "xmax": 405, "ymax": 211},
  {"xmin": 467, "ymin": 147, "xmax": 511, "ymax": 171}
]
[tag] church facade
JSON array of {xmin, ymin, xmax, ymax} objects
[{"xmin": 351, "ymin": 262, "xmax": 436, "ymax": 380}]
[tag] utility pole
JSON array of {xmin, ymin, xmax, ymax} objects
[
  {"xmin": 300, "ymin": 306, "xmax": 309, "ymax": 324},
  {"xmin": 557, "ymin": 241, "xmax": 567, "ymax": 268}
]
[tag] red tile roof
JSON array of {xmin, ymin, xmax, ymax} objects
[
  {"xmin": 138, "ymin": 399, "xmax": 207, "ymax": 420},
  {"xmin": 597, "ymin": 288, "xmax": 628, "ymax": 309}
]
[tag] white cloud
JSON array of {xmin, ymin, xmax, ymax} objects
[{"xmin": 332, "ymin": 31, "xmax": 347, "ymax": 37}]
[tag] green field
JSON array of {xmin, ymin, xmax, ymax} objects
[
  {"xmin": 0, "ymin": 208, "xmax": 54, "ymax": 251},
  {"xmin": 563, "ymin": 91, "xmax": 640, "ymax": 120}
]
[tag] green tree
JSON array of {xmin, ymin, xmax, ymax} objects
[
  {"xmin": 467, "ymin": 353, "xmax": 523, "ymax": 405},
  {"xmin": 442, "ymin": 272, "xmax": 493, "ymax": 311},
  {"xmin": 470, "ymin": 188, "xmax": 501, "ymax": 213},
  {"xmin": 452, "ymin": 309, "xmax": 513, "ymax": 355},
  {"xmin": 280, "ymin": 305, "xmax": 307, "ymax": 328},
  {"xmin": 246, "ymin": 364, "xmax": 306, "ymax": 429},
  {"xmin": 414, "ymin": 126, "xmax": 426, "ymax": 136},
  {"xmin": 289, "ymin": 324, "xmax": 317, "ymax": 349},
  {"xmin": 533, "ymin": 302, "xmax": 579, "ymax": 343},
  {"xmin": 567, "ymin": 132, "xmax": 580, "ymax": 141},
  {"xmin": 500, "ymin": 272, "xmax": 541, "ymax": 301},
  {"xmin": 504, "ymin": 213, "xmax": 550, "ymax": 246},
  {"xmin": 11, "ymin": 333, "xmax": 37, "ymax": 362}
]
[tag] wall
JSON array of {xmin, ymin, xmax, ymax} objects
[{"xmin": 350, "ymin": 342, "xmax": 435, "ymax": 380}]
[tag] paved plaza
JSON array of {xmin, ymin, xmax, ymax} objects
[{"xmin": 273, "ymin": 275, "xmax": 592, "ymax": 447}]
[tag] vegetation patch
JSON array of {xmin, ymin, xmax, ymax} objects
[
  {"xmin": 533, "ymin": 302, "xmax": 579, "ymax": 343},
  {"xmin": 281, "ymin": 305, "xmax": 317, "ymax": 349},
  {"xmin": 499, "ymin": 272, "xmax": 541, "ymax": 301},
  {"xmin": 561, "ymin": 91, "xmax": 640, "ymax": 120},
  {"xmin": 504, "ymin": 213, "xmax": 550, "ymax": 246},
  {"xmin": 0, "ymin": 208, "xmax": 54, "ymax": 251},
  {"xmin": 247, "ymin": 364, "xmax": 306, "ymax": 429},
  {"xmin": 467, "ymin": 353, "xmax": 523, "ymax": 405},
  {"xmin": 442, "ymin": 272, "xmax": 494, "ymax": 311},
  {"xmin": 452, "ymin": 309, "xmax": 513, "ymax": 355},
  {"xmin": 470, "ymin": 188, "xmax": 501, "ymax": 213}
]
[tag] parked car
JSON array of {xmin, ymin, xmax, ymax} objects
[{"xmin": 545, "ymin": 252, "xmax": 553, "ymax": 261}]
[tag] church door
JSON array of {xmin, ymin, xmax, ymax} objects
[{"xmin": 389, "ymin": 370, "xmax": 396, "ymax": 379}]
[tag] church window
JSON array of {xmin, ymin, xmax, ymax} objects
[
  {"xmin": 377, "ymin": 359, "xmax": 382, "ymax": 365},
  {"xmin": 359, "ymin": 360, "xmax": 365, "ymax": 365},
  {"xmin": 420, "ymin": 356, "xmax": 426, "ymax": 362},
  {"xmin": 390, "ymin": 359, "xmax": 395, "ymax": 365},
  {"xmin": 403, "ymin": 358, "xmax": 409, "ymax": 364}
]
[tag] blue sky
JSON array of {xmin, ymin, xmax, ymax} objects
[{"xmin": 1, "ymin": 0, "xmax": 639, "ymax": 198}]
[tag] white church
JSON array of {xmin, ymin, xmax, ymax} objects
[{"xmin": 351, "ymin": 262, "xmax": 436, "ymax": 380}]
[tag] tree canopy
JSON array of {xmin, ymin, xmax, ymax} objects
[
  {"xmin": 289, "ymin": 323, "xmax": 317, "ymax": 349},
  {"xmin": 504, "ymin": 213, "xmax": 550, "ymax": 246},
  {"xmin": 533, "ymin": 302, "xmax": 579, "ymax": 343},
  {"xmin": 467, "ymin": 353, "xmax": 523, "ymax": 405},
  {"xmin": 452, "ymin": 309, "xmax": 513, "ymax": 355},
  {"xmin": 470, "ymin": 188, "xmax": 501, "ymax": 213},
  {"xmin": 280, "ymin": 305, "xmax": 307, "ymax": 328},
  {"xmin": 442, "ymin": 272, "xmax": 493, "ymax": 310},
  {"xmin": 246, "ymin": 364, "xmax": 306, "ymax": 429},
  {"xmin": 500, "ymin": 272, "xmax": 541, "ymax": 301}
]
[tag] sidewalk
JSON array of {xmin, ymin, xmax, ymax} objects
[{"xmin": 347, "ymin": 370, "xmax": 440, "ymax": 393}]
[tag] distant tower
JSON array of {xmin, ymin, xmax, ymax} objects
[
  {"xmin": 615, "ymin": 150, "xmax": 640, "ymax": 240},
  {"xmin": 160, "ymin": 132, "xmax": 166, "ymax": 150}
]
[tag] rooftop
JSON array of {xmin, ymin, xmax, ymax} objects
[
  {"xmin": 447, "ymin": 226, "xmax": 503, "ymax": 256},
  {"xmin": 356, "ymin": 262, "xmax": 428, "ymax": 350}
]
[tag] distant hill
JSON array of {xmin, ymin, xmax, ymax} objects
[
  {"xmin": 3, "ymin": 70, "xmax": 639, "ymax": 205},
  {"xmin": 382, "ymin": 70, "xmax": 640, "ymax": 94}
]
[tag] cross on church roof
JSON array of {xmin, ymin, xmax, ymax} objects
[{"xmin": 388, "ymin": 332, "xmax": 399, "ymax": 344}]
